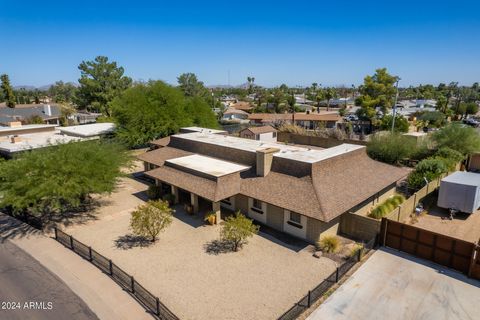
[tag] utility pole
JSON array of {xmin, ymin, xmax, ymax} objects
[{"xmin": 391, "ymin": 78, "xmax": 401, "ymax": 132}]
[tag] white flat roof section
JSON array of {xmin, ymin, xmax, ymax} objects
[
  {"xmin": 0, "ymin": 124, "xmax": 57, "ymax": 134},
  {"xmin": 57, "ymin": 123, "xmax": 115, "ymax": 137},
  {"xmin": 180, "ymin": 127, "xmax": 227, "ymax": 134},
  {"xmin": 173, "ymin": 131, "xmax": 365, "ymax": 164},
  {"xmin": 442, "ymin": 171, "xmax": 480, "ymax": 187},
  {"xmin": 165, "ymin": 154, "xmax": 250, "ymax": 178},
  {"xmin": 0, "ymin": 132, "xmax": 82, "ymax": 153}
]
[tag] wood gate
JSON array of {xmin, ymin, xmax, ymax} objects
[{"xmin": 380, "ymin": 218, "xmax": 480, "ymax": 280}]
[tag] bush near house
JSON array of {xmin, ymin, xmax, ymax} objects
[
  {"xmin": 146, "ymin": 185, "xmax": 162, "ymax": 200},
  {"xmin": 366, "ymin": 133, "xmax": 417, "ymax": 165},
  {"xmin": 368, "ymin": 195, "xmax": 405, "ymax": 219},
  {"xmin": 317, "ymin": 235, "xmax": 341, "ymax": 253},
  {"xmin": 130, "ymin": 200, "xmax": 173, "ymax": 242},
  {"xmin": 407, "ymin": 157, "xmax": 449, "ymax": 190},
  {"xmin": 433, "ymin": 124, "xmax": 480, "ymax": 156},
  {"xmin": 220, "ymin": 212, "xmax": 259, "ymax": 252}
]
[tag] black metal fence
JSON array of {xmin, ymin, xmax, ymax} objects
[
  {"xmin": 277, "ymin": 236, "xmax": 377, "ymax": 320},
  {"xmin": 54, "ymin": 228, "xmax": 178, "ymax": 320}
]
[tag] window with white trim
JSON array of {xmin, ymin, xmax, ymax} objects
[
  {"xmin": 289, "ymin": 212, "xmax": 301, "ymax": 224},
  {"xmin": 251, "ymin": 199, "xmax": 263, "ymax": 213}
]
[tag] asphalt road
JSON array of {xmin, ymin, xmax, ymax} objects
[{"xmin": 0, "ymin": 240, "xmax": 99, "ymax": 320}]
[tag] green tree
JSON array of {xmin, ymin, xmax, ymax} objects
[
  {"xmin": 1, "ymin": 74, "xmax": 16, "ymax": 108},
  {"xmin": 177, "ymin": 73, "xmax": 208, "ymax": 97},
  {"xmin": 323, "ymin": 87, "xmax": 336, "ymax": 111},
  {"xmin": 433, "ymin": 124, "xmax": 480, "ymax": 155},
  {"xmin": 0, "ymin": 141, "xmax": 131, "ymax": 220},
  {"xmin": 184, "ymin": 96, "xmax": 219, "ymax": 128},
  {"xmin": 112, "ymin": 81, "xmax": 217, "ymax": 148},
  {"xmin": 380, "ymin": 115, "xmax": 409, "ymax": 133},
  {"xmin": 247, "ymin": 76, "xmax": 255, "ymax": 94},
  {"xmin": 76, "ymin": 56, "xmax": 132, "ymax": 116},
  {"xmin": 48, "ymin": 81, "xmax": 78, "ymax": 103},
  {"xmin": 367, "ymin": 132, "xmax": 417, "ymax": 164},
  {"xmin": 220, "ymin": 212, "xmax": 259, "ymax": 252},
  {"xmin": 130, "ymin": 200, "xmax": 173, "ymax": 242},
  {"xmin": 356, "ymin": 68, "xmax": 399, "ymax": 119},
  {"xmin": 407, "ymin": 158, "xmax": 449, "ymax": 189},
  {"xmin": 418, "ymin": 111, "xmax": 446, "ymax": 128}
]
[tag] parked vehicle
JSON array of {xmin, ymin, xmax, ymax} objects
[{"xmin": 463, "ymin": 118, "xmax": 480, "ymax": 127}]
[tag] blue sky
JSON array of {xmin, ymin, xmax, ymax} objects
[{"xmin": 0, "ymin": 0, "xmax": 479, "ymax": 87}]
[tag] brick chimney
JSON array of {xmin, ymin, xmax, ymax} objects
[{"xmin": 256, "ymin": 147, "xmax": 279, "ymax": 177}]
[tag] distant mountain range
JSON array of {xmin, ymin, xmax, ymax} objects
[{"xmin": 13, "ymin": 82, "xmax": 78, "ymax": 91}]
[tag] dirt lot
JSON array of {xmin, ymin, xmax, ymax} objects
[
  {"xmin": 307, "ymin": 248, "xmax": 480, "ymax": 320},
  {"xmin": 409, "ymin": 205, "xmax": 480, "ymax": 243},
  {"xmin": 64, "ymin": 173, "xmax": 338, "ymax": 320}
]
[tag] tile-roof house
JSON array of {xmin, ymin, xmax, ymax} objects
[
  {"xmin": 0, "ymin": 103, "xmax": 62, "ymax": 125},
  {"xmin": 138, "ymin": 128, "xmax": 408, "ymax": 243}
]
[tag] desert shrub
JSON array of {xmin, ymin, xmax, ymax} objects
[
  {"xmin": 367, "ymin": 132, "xmax": 416, "ymax": 164},
  {"xmin": 407, "ymin": 157, "xmax": 449, "ymax": 189},
  {"xmin": 317, "ymin": 235, "xmax": 341, "ymax": 253},
  {"xmin": 369, "ymin": 195, "xmax": 405, "ymax": 219},
  {"xmin": 380, "ymin": 115, "xmax": 409, "ymax": 133},
  {"xmin": 418, "ymin": 111, "xmax": 446, "ymax": 128},
  {"xmin": 350, "ymin": 244, "xmax": 364, "ymax": 258},
  {"xmin": 435, "ymin": 147, "xmax": 464, "ymax": 163},
  {"xmin": 130, "ymin": 200, "xmax": 173, "ymax": 242},
  {"xmin": 433, "ymin": 124, "xmax": 480, "ymax": 155},
  {"xmin": 220, "ymin": 212, "xmax": 259, "ymax": 251},
  {"xmin": 277, "ymin": 123, "xmax": 307, "ymax": 135},
  {"xmin": 146, "ymin": 185, "xmax": 162, "ymax": 200}
]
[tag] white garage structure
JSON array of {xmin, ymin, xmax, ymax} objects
[{"xmin": 437, "ymin": 171, "xmax": 480, "ymax": 214}]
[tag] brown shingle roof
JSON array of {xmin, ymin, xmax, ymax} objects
[
  {"xmin": 139, "ymin": 140, "xmax": 408, "ymax": 222},
  {"xmin": 240, "ymin": 125, "xmax": 277, "ymax": 135},
  {"xmin": 150, "ymin": 136, "xmax": 170, "ymax": 147},
  {"xmin": 137, "ymin": 147, "xmax": 192, "ymax": 167},
  {"xmin": 146, "ymin": 166, "xmax": 241, "ymax": 202},
  {"xmin": 232, "ymin": 101, "xmax": 253, "ymax": 111}
]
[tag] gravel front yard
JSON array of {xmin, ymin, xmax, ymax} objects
[{"xmin": 65, "ymin": 176, "xmax": 337, "ymax": 320}]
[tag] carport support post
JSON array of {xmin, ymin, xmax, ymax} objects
[
  {"xmin": 190, "ymin": 193, "xmax": 199, "ymax": 214},
  {"xmin": 212, "ymin": 201, "xmax": 221, "ymax": 224},
  {"xmin": 171, "ymin": 186, "xmax": 179, "ymax": 204}
]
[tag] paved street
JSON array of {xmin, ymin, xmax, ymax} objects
[
  {"xmin": 307, "ymin": 247, "xmax": 480, "ymax": 320},
  {"xmin": 0, "ymin": 240, "xmax": 98, "ymax": 320}
]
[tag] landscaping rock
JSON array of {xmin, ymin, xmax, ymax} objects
[{"xmin": 313, "ymin": 251, "xmax": 323, "ymax": 258}]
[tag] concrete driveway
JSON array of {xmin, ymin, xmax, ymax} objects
[{"xmin": 307, "ymin": 247, "xmax": 480, "ymax": 320}]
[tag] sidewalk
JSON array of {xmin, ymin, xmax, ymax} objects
[{"xmin": 0, "ymin": 213, "xmax": 153, "ymax": 320}]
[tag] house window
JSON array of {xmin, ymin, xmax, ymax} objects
[
  {"xmin": 221, "ymin": 198, "xmax": 232, "ymax": 206},
  {"xmin": 289, "ymin": 212, "xmax": 301, "ymax": 224},
  {"xmin": 272, "ymin": 132, "xmax": 277, "ymax": 138},
  {"xmin": 255, "ymin": 134, "xmax": 260, "ymax": 140},
  {"xmin": 251, "ymin": 199, "xmax": 263, "ymax": 213}
]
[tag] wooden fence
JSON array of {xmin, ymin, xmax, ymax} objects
[{"xmin": 379, "ymin": 218, "xmax": 480, "ymax": 280}]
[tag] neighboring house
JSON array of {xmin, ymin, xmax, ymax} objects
[
  {"xmin": 0, "ymin": 103, "xmax": 62, "ymax": 125},
  {"xmin": 0, "ymin": 122, "xmax": 115, "ymax": 157},
  {"xmin": 138, "ymin": 128, "xmax": 407, "ymax": 243},
  {"xmin": 248, "ymin": 112, "xmax": 342, "ymax": 129},
  {"xmin": 73, "ymin": 110, "xmax": 103, "ymax": 124},
  {"xmin": 239, "ymin": 125, "xmax": 277, "ymax": 142},
  {"xmin": 231, "ymin": 101, "xmax": 253, "ymax": 112},
  {"xmin": 221, "ymin": 107, "xmax": 250, "ymax": 124}
]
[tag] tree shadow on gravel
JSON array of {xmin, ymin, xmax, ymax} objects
[
  {"xmin": 114, "ymin": 234, "xmax": 153, "ymax": 250},
  {"xmin": 204, "ymin": 239, "xmax": 234, "ymax": 255}
]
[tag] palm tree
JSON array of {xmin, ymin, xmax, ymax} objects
[{"xmin": 324, "ymin": 88, "xmax": 336, "ymax": 111}]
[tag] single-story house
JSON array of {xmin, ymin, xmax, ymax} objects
[
  {"xmin": 221, "ymin": 107, "xmax": 250, "ymax": 123},
  {"xmin": 138, "ymin": 128, "xmax": 407, "ymax": 243},
  {"xmin": 231, "ymin": 101, "xmax": 253, "ymax": 112},
  {"xmin": 239, "ymin": 125, "xmax": 277, "ymax": 142},
  {"xmin": 0, "ymin": 122, "xmax": 115, "ymax": 157},
  {"xmin": 248, "ymin": 112, "xmax": 342, "ymax": 129},
  {"xmin": 0, "ymin": 103, "xmax": 62, "ymax": 125}
]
